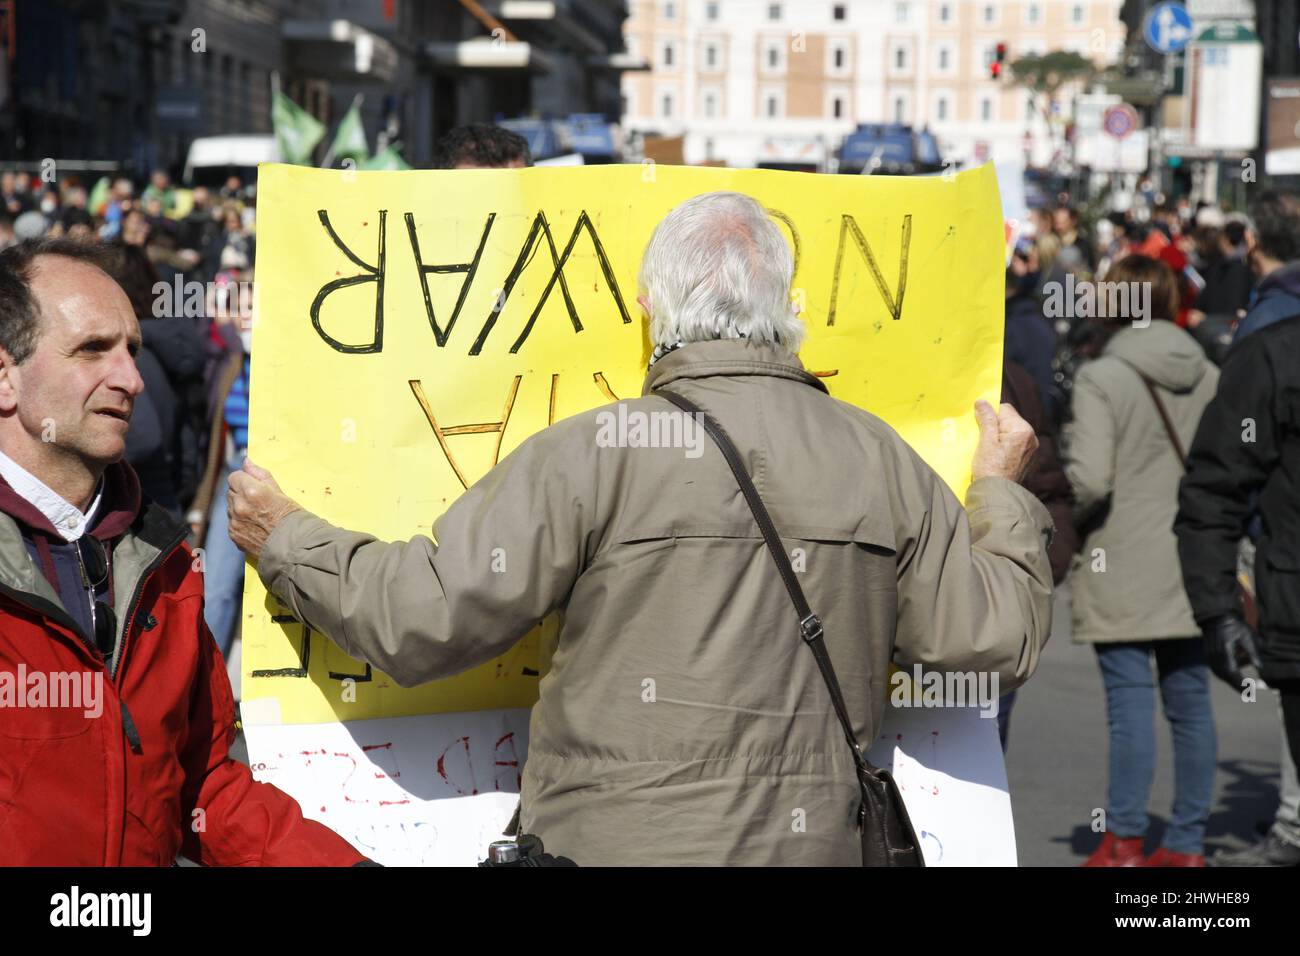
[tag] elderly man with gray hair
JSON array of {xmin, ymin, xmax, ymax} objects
[{"xmin": 227, "ymin": 191, "xmax": 1054, "ymax": 866}]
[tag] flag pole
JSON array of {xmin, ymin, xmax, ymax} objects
[{"xmin": 322, "ymin": 92, "xmax": 365, "ymax": 169}]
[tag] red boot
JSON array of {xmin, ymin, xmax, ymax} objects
[
  {"xmin": 1082, "ymin": 832, "xmax": 1146, "ymax": 867},
  {"xmin": 1144, "ymin": 847, "xmax": 1206, "ymax": 867}
]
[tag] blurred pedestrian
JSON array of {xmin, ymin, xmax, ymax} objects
[
  {"xmin": 1176, "ymin": 312, "xmax": 1300, "ymax": 868},
  {"xmin": 997, "ymin": 359, "xmax": 1077, "ymax": 750},
  {"xmin": 1065, "ymin": 255, "xmax": 1219, "ymax": 867},
  {"xmin": 188, "ymin": 270, "xmax": 253, "ymax": 658},
  {"xmin": 1054, "ymin": 205, "xmax": 1095, "ymax": 272},
  {"xmin": 1232, "ymin": 192, "xmax": 1300, "ymax": 344},
  {"xmin": 432, "ymin": 124, "xmax": 533, "ymax": 170}
]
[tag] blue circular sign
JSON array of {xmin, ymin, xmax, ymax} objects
[{"xmin": 1144, "ymin": 2, "xmax": 1194, "ymax": 55}]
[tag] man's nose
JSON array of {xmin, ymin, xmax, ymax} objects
[{"xmin": 111, "ymin": 349, "xmax": 146, "ymax": 397}]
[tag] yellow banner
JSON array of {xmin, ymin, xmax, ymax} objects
[{"xmin": 241, "ymin": 162, "xmax": 1005, "ymax": 725}]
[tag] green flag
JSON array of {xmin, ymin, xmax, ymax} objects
[
  {"xmin": 272, "ymin": 91, "xmax": 325, "ymax": 165},
  {"xmin": 358, "ymin": 145, "xmax": 411, "ymax": 171},
  {"xmin": 328, "ymin": 100, "xmax": 369, "ymax": 164},
  {"xmin": 86, "ymin": 176, "xmax": 111, "ymax": 217}
]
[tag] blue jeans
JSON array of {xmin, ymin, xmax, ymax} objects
[
  {"xmin": 202, "ymin": 463, "xmax": 246, "ymax": 659},
  {"xmin": 1095, "ymin": 639, "xmax": 1216, "ymax": 855}
]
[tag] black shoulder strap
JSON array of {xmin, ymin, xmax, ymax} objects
[
  {"xmin": 656, "ymin": 387, "xmax": 874, "ymax": 776},
  {"xmin": 1125, "ymin": 363, "xmax": 1188, "ymax": 467}
]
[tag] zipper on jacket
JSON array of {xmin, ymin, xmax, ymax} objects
[
  {"xmin": 110, "ymin": 525, "xmax": 187, "ymax": 682},
  {"xmin": 0, "ymin": 581, "xmax": 106, "ymax": 668}
]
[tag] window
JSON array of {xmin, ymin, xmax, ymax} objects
[
  {"xmin": 832, "ymin": 3, "xmax": 846, "ymax": 21},
  {"xmin": 832, "ymin": 95, "xmax": 845, "ymax": 118},
  {"xmin": 982, "ymin": 4, "xmax": 996, "ymax": 24},
  {"xmin": 1071, "ymin": 3, "xmax": 1085, "ymax": 23},
  {"xmin": 663, "ymin": 1, "xmax": 675, "ymax": 20},
  {"xmin": 661, "ymin": 91, "xmax": 674, "ymax": 119},
  {"xmin": 895, "ymin": 2, "xmax": 909, "ymax": 24},
  {"xmin": 765, "ymin": 92, "xmax": 781, "ymax": 117},
  {"xmin": 827, "ymin": 40, "xmax": 850, "ymax": 76},
  {"xmin": 937, "ymin": 46, "xmax": 950, "ymax": 71},
  {"xmin": 768, "ymin": 3, "xmax": 781, "ymax": 21},
  {"xmin": 705, "ymin": 43, "xmax": 718, "ymax": 69},
  {"xmin": 939, "ymin": 2, "xmax": 952, "ymax": 23},
  {"xmin": 1026, "ymin": 3, "xmax": 1041, "ymax": 25},
  {"xmin": 703, "ymin": 90, "xmax": 718, "ymax": 118},
  {"xmin": 894, "ymin": 46, "xmax": 908, "ymax": 71},
  {"xmin": 981, "ymin": 97, "xmax": 993, "ymax": 122},
  {"xmin": 893, "ymin": 96, "xmax": 906, "ymax": 123},
  {"xmin": 706, "ymin": 1, "xmax": 719, "ymax": 19},
  {"xmin": 763, "ymin": 40, "xmax": 784, "ymax": 74},
  {"xmin": 661, "ymin": 41, "xmax": 675, "ymax": 68},
  {"xmin": 936, "ymin": 96, "xmax": 949, "ymax": 121}
]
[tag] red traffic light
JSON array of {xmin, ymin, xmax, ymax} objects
[{"xmin": 990, "ymin": 61, "xmax": 1002, "ymax": 79}]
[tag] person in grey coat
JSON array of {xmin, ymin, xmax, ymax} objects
[{"xmin": 1063, "ymin": 254, "xmax": 1220, "ymax": 867}]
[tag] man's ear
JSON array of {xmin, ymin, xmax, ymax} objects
[{"xmin": 0, "ymin": 348, "xmax": 19, "ymax": 414}]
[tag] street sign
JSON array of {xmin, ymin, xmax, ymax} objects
[
  {"xmin": 1103, "ymin": 103, "xmax": 1139, "ymax": 139},
  {"xmin": 1187, "ymin": 25, "xmax": 1263, "ymax": 151},
  {"xmin": 1144, "ymin": 2, "xmax": 1194, "ymax": 55}
]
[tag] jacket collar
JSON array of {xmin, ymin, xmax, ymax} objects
[
  {"xmin": 641, "ymin": 339, "xmax": 828, "ymax": 396},
  {"xmin": 0, "ymin": 459, "xmax": 141, "ymax": 543}
]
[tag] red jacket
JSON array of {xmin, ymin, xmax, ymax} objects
[{"xmin": 0, "ymin": 463, "xmax": 364, "ymax": 866}]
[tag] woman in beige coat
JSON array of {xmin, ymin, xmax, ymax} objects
[{"xmin": 1064, "ymin": 255, "xmax": 1220, "ymax": 867}]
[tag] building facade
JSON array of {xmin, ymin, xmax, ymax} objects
[
  {"xmin": 0, "ymin": 0, "xmax": 632, "ymax": 176},
  {"xmin": 622, "ymin": 0, "xmax": 1126, "ymax": 169}
]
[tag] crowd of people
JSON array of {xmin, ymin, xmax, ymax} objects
[
  {"xmin": 0, "ymin": 121, "xmax": 1296, "ymax": 866},
  {"xmin": 1002, "ymin": 190, "xmax": 1300, "ymax": 868}
]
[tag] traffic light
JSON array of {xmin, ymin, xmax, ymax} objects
[{"xmin": 990, "ymin": 42, "xmax": 1007, "ymax": 80}]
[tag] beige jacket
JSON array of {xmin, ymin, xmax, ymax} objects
[
  {"xmin": 1063, "ymin": 321, "xmax": 1219, "ymax": 643},
  {"xmin": 260, "ymin": 339, "xmax": 1054, "ymax": 865}
]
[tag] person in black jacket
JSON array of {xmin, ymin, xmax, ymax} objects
[
  {"xmin": 996, "ymin": 359, "xmax": 1077, "ymax": 751},
  {"xmin": 1174, "ymin": 314, "xmax": 1300, "ymax": 866},
  {"xmin": 104, "ymin": 243, "xmax": 206, "ymax": 516}
]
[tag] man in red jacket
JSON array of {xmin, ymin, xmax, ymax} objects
[{"xmin": 0, "ymin": 237, "xmax": 364, "ymax": 865}]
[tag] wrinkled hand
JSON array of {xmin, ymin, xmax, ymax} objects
[
  {"xmin": 971, "ymin": 400, "xmax": 1038, "ymax": 484},
  {"xmin": 1203, "ymin": 614, "xmax": 1262, "ymax": 691},
  {"xmin": 227, "ymin": 460, "xmax": 302, "ymax": 564}
]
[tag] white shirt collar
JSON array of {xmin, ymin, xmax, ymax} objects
[{"xmin": 0, "ymin": 449, "xmax": 104, "ymax": 543}]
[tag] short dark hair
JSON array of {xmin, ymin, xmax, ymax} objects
[
  {"xmin": 1248, "ymin": 191, "xmax": 1300, "ymax": 264},
  {"xmin": 432, "ymin": 124, "xmax": 532, "ymax": 169},
  {"xmin": 0, "ymin": 237, "xmax": 115, "ymax": 364}
]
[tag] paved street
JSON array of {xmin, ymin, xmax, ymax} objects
[{"xmin": 1007, "ymin": 585, "xmax": 1283, "ymax": 866}]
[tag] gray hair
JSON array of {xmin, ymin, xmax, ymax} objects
[{"xmin": 638, "ymin": 191, "xmax": 804, "ymax": 352}]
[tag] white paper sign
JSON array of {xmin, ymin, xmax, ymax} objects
[{"xmin": 248, "ymin": 704, "xmax": 1015, "ymax": 866}]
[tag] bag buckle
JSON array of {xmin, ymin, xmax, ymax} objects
[{"xmin": 799, "ymin": 613, "xmax": 824, "ymax": 644}]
